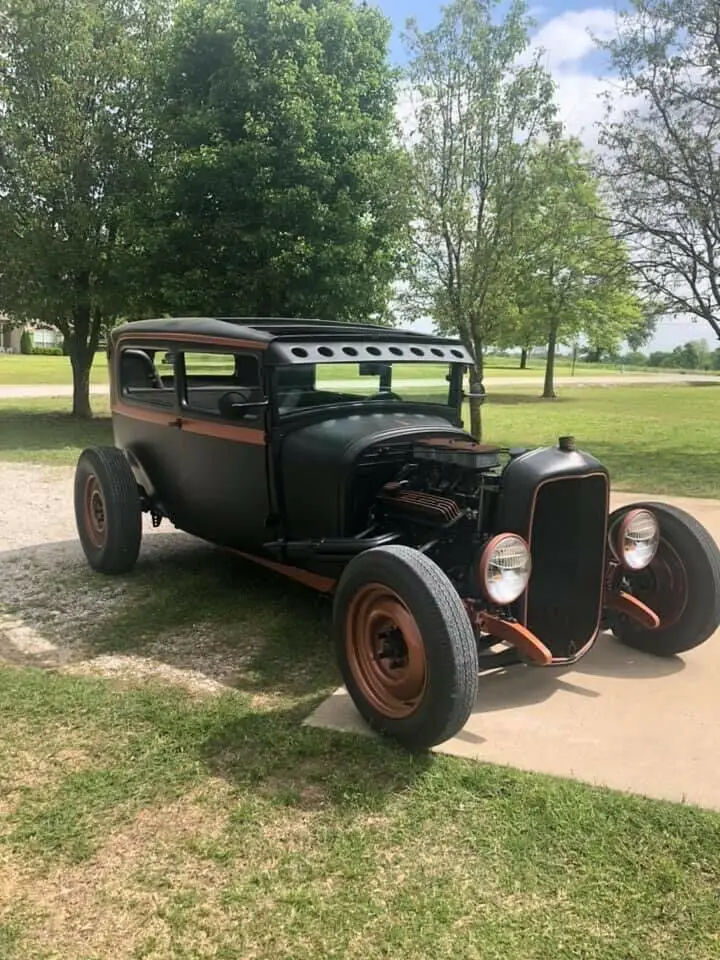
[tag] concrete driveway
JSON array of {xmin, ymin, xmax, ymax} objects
[{"xmin": 306, "ymin": 492, "xmax": 720, "ymax": 810}]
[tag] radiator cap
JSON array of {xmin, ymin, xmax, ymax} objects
[{"xmin": 558, "ymin": 435, "xmax": 576, "ymax": 452}]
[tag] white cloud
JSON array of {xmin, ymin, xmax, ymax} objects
[
  {"xmin": 530, "ymin": 7, "xmax": 636, "ymax": 149},
  {"xmin": 394, "ymin": 7, "xmax": 638, "ymax": 151},
  {"xmin": 530, "ymin": 7, "xmax": 618, "ymax": 71}
]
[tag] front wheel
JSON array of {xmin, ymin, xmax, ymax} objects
[
  {"xmin": 333, "ymin": 545, "xmax": 479, "ymax": 751},
  {"xmin": 608, "ymin": 501, "xmax": 720, "ymax": 656}
]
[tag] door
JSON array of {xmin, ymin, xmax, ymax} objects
[
  {"xmin": 111, "ymin": 340, "xmax": 188, "ymax": 521},
  {"xmin": 172, "ymin": 347, "xmax": 271, "ymax": 547}
]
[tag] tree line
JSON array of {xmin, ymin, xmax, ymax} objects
[{"xmin": 0, "ymin": 0, "xmax": 716, "ymax": 427}]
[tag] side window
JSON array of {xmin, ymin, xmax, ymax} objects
[
  {"xmin": 119, "ymin": 346, "xmax": 175, "ymax": 408},
  {"xmin": 182, "ymin": 350, "xmax": 264, "ymax": 421}
]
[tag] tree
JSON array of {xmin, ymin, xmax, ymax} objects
[
  {"xmin": 402, "ymin": 0, "xmax": 557, "ymax": 437},
  {"xmin": 0, "ymin": 0, "xmax": 165, "ymax": 416},
  {"xmin": 130, "ymin": 0, "xmax": 409, "ymax": 322},
  {"xmin": 516, "ymin": 139, "xmax": 644, "ymax": 397},
  {"xmin": 623, "ymin": 349, "xmax": 648, "ymax": 365},
  {"xmin": 20, "ymin": 329, "xmax": 33, "ymax": 355},
  {"xmin": 596, "ymin": 0, "xmax": 720, "ymax": 343}
]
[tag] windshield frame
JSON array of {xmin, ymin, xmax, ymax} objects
[{"xmin": 270, "ymin": 359, "xmax": 466, "ymax": 423}]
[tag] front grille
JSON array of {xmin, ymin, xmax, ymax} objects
[{"xmin": 524, "ymin": 474, "xmax": 608, "ymax": 659}]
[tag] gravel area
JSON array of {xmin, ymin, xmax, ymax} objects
[
  {"xmin": 1, "ymin": 462, "xmax": 77, "ymax": 550},
  {"xmin": 0, "ymin": 461, "xmax": 233, "ymax": 694}
]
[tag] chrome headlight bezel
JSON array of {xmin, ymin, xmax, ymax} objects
[
  {"xmin": 478, "ymin": 533, "xmax": 532, "ymax": 606},
  {"xmin": 611, "ymin": 508, "xmax": 660, "ymax": 571}
]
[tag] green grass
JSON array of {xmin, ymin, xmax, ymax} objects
[
  {"xmin": 0, "ymin": 543, "xmax": 719, "ymax": 958},
  {"xmin": 481, "ymin": 383, "xmax": 720, "ymax": 497},
  {"xmin": 0, "ymin": 397, "xmax": 112, "ymax": 464},
  {"xmin": 2, "ymin": 383, "xmax": 720, "ymax": 956},
  {"xmin": 2, "ymin": 383, "xmax": 719, "ymax": 496},
  {"xmin": 0, "ymin": 351, "xmax": 673, "ymax": 387},
  {"xmin": 0, "ymin": 352, "xmax": 109, "ymax": 385}
]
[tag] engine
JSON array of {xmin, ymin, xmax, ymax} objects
[{"xmin": 376, "ymin": 436, "xmax": 503, "ymax": 531}]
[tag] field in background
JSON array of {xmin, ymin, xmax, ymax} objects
[
  {"xmin": 0, "ymin": 353, "xmax": 110, "ymax": 385},
  {"xmin": 1, "ymin": 382, "xmax": 720, "ymax": 957},
  {"xmin": 0, "ymin": 382, "xmax": 718, "ymax": 497},
  {"xmin": 0, "ymin": 350, "xmax": 672, "ymax": 387}
]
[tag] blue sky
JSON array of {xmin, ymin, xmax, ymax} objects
[{"xmin": 376, "ymin": 0, "xmax": 712, "ymax": 351}]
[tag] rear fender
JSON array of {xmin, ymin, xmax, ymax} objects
[{"xmin": 121, "ymin": 448, "xmax": 162, "ymax": 513}]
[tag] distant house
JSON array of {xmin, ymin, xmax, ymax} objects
[
  {"xmin": 0, "ymin": 318, "xmax": 63, "ymax": 353},
  {"xmin": 0, "ymin": 319, "xmax": 23, "ymax": 352}
]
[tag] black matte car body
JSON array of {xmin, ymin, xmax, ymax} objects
[{"xmin": 73, "ymin": 317, "xmax": 720, "ymax": 750}]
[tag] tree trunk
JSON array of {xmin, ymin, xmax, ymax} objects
[
  {"xmin": 519, "ymin": 347, "xmax": 528, "ymax": 369},
  {"xmin": 543, "ymin": 326, "xmax": 558, "ymax": 399},
  {"xmin": 468, "ymin": 347, "xmax": 484, "ymax": 440},
  {"xmin": 66, "ymin": 288, "xmax": 103, "ymax": 418},
  {"xmin": 69, "ymin": 345, "xmax": 93, "ymax": 418}
]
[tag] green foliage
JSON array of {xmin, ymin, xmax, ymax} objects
[
  {"xmin": 648, "ymin": 340, "xmax": 715, "ymax": 370},
  {"xmin": 19, "ymin": 330, "xmax": 33, "ymax": 355},
  {"xmin": 401, "ymin": 0, "xmax": 558, "ymax": 435},
  {"xmin": 622, "ymin": 350, "xmax": 648, "ymax": 366},
  {"xmin": 596, "ymin": 0, "xmax": 720, "ymax": 342},
  {"xmin": 0, "ymin": 0, "xmax": 166, "ymax": 415},
  {"xmin": 131, "ymin": 0, "xmax": 409, "ymax": 322},
  {"xmin": 31, "ymin": 346, "xmax": 62, "ymax": 356},
  {"xmin": 511, "ymin": 138, "xmax": 644, "ymax": 397}
]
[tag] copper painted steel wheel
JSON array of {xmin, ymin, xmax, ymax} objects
[
  {"xmin": 74, "ymin": 446, "xmax": 142, "ymax": 574},
  {"xmin": 608, "ymin": 501, "xmax": 720, "ymax": 656},
  {"xmin": 345, "ymin": 583, "xmax": 427, "ymax": 719},
  {"xmin": 334, "ymin": 545, "xmax": 479, "ymax": 750},
  {"xmin": 626, "ymin": 539, "xmax": 688, "ymax": 631},
  {"xmin": 83, "ymin": 474, "xmax": 107, "ymax": 549}
]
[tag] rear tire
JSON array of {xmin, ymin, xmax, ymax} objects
[
  {"xmin": 609, "ymin": 501, "xmax": 720, "ymax": 656},
  {"xmin": 74, "ymin": 446, "xmax": 142, "ymax": 574},
  {"xmin": 333, "ymin": 545, "xmax": 479, "ymax": 751}
]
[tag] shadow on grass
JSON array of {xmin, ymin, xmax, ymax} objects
[
  {"xmin": 0, "ymin": 408, "xmax": 113, "ymax": 460},
  {"xmin": 0, "ymin": 663, "xmax": 431, "ymax": 864},
  {"xmin": 199, "ymin": 704, "xmax": 431, "ymax": 812},
  {"xmin": 0, "ymin": 531, "xmax": 337, "ymax": 702},
  {"xmin": 577, "ymin": 443, "xmax": 719, "ymax": 497},
  {"xmin": 485, "ymin": 392, "xmax": 570, "ymax": 405}
]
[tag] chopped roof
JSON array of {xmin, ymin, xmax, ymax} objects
[{"xmin": 110, "ymin": 316, "xmax": 474, "ymax": 365}]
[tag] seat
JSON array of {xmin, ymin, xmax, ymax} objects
[{"xmin": 121, "ymin": 349, "xmax": 163, "ymax": 390}]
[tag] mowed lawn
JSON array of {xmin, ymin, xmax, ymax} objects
[
  {"xmin": 1, "ymin": 383, "xmax": 720, "ymax": 958},
  {"xmin": 0, "ymin": 350, "xmax": 658, "ymax": 386},
  {"xmin": 0, "ymin": 352, "xmax": 110, "ymax": 385},
  {"xmin": 1, "ymin": 382, "xmax": 718, "ymax": 496},
  {"xmin": 1, "ymin": 540, "xmax": 719, "ymax": 960}
]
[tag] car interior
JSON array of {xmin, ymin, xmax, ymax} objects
[{"xmin": 119, "ymin": 347, "xmax": 265, "ymax": 419}]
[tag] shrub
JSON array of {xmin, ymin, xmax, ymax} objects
[
  {"xmin": 31, "ymin": 346, "xmax": 63, "ymax": 356},
  {"xmin": 19, "ymin": 329, "xmax": 34, "ymax": 354}
]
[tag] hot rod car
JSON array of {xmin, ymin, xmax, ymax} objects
[{"xmin": 74, "ymin": 317, "xmax": 720, "ymax": 750}]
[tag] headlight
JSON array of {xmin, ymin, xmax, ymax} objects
[
  {"xmin": 478, "ymin": 534, "xmax": 532, "ymax": 605},
  {"xmin": 614, "ymin": 508, "xmax": 660, "ymax": 571}
]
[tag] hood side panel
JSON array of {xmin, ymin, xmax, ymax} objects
[{"xmin": 280, "ymin": 412, "xmax": 471, "ymax": 540}]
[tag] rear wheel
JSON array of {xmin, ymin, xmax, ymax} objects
[
  {"xmin": 608, "ymin": 501, "xmax": 720, "ymax": 656},
  {"xmin": 333, "ymin": 545, "xmax": 479, "ymax": 751},
  {"xmin": 74, "ymin": 446, "xmax": 142, "ymax": 574}
]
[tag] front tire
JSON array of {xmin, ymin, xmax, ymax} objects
[
  {"xmin": 74, "ymin": 446, "xmax": 142, "ymax": 574},
  {"xmin": 608, "ymin": 501, "xmax": 720, "ymax": 656},
  {"xmin": 333, "ymin": 545, "xmax": 479, "ymax": 751}
]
